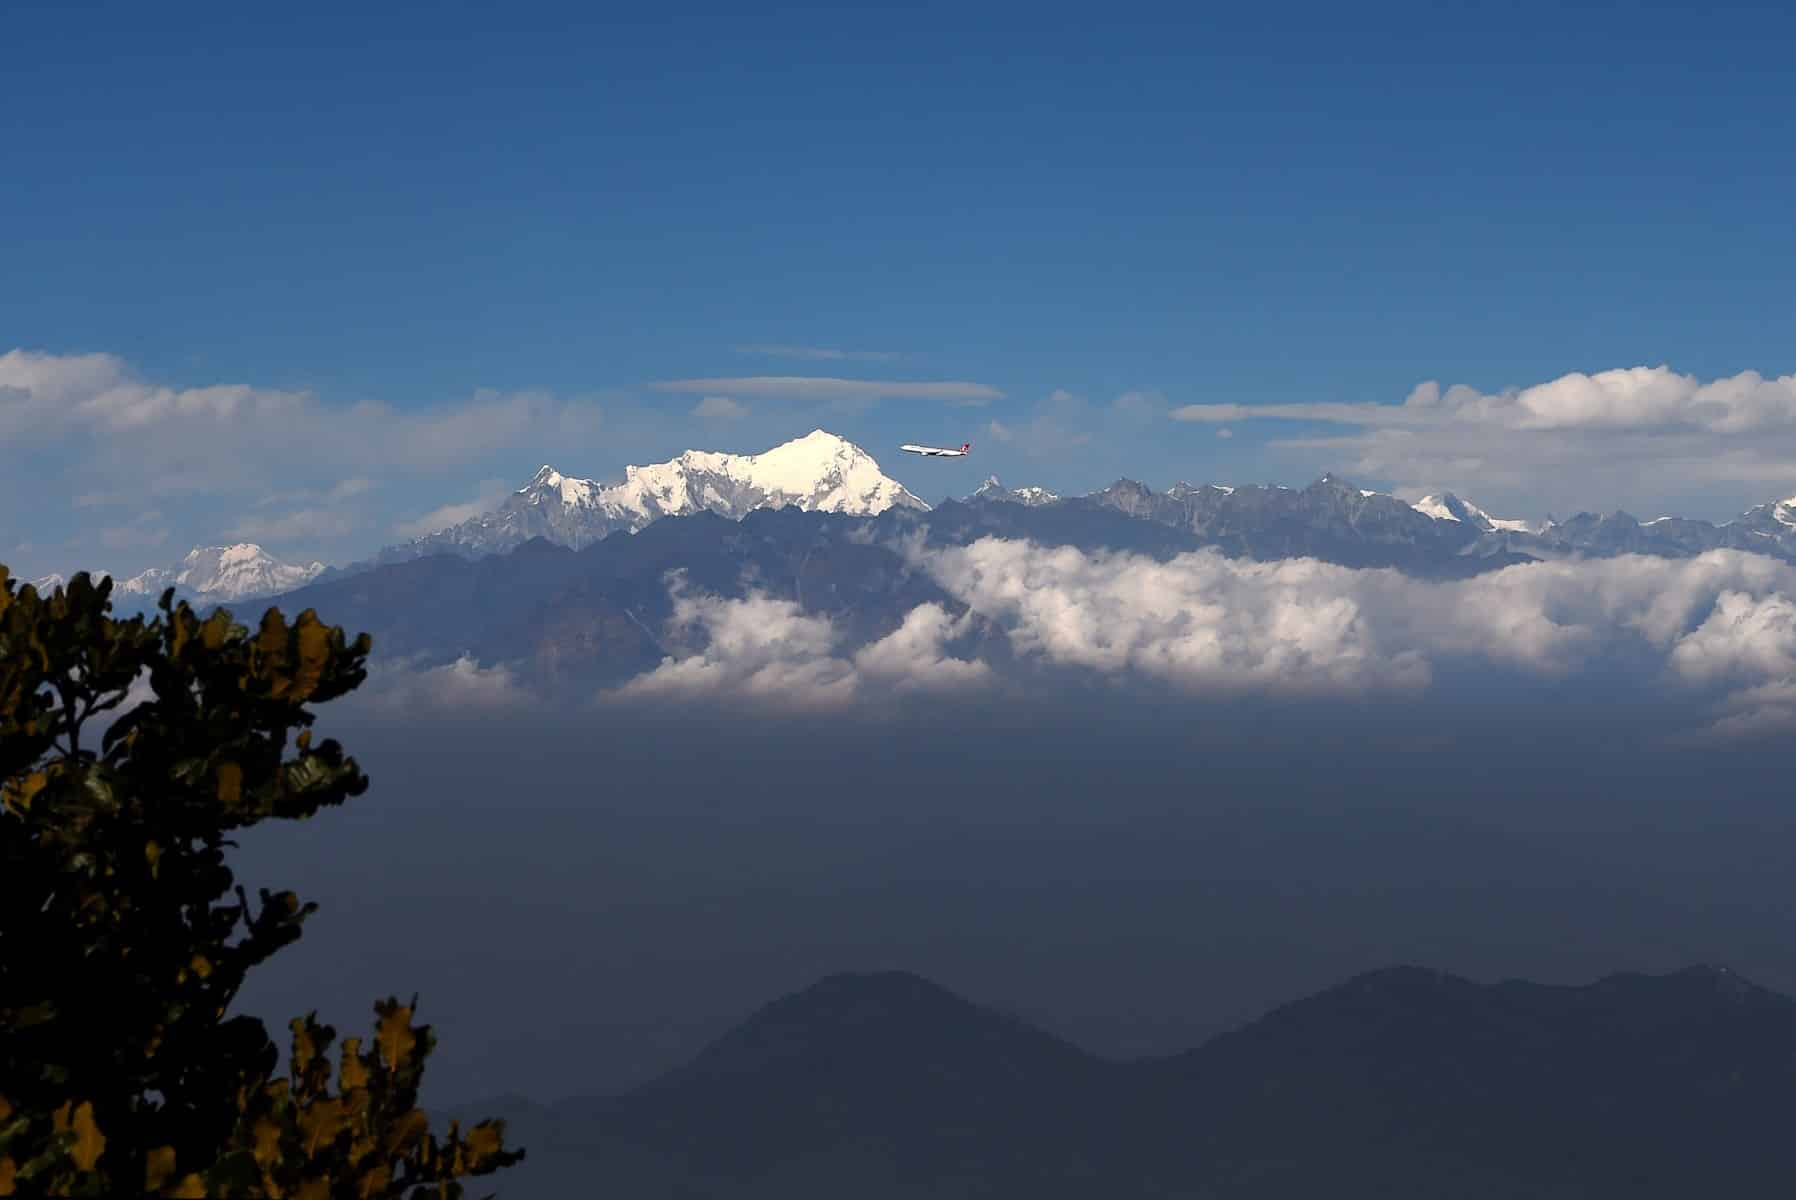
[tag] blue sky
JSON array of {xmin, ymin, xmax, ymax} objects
[{"xmin": 6, "ymin": 0, "xmax": 1796, "ymax": 577}]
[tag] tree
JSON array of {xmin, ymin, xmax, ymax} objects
[{"xmin": 0, "ymin": 568, "xmax": 523, "ymax": 1198}]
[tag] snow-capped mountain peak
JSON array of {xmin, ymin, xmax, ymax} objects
[
  {"xmin": 969, "ymin": 475, "xmax": 1060, "ymax": 507},
  {"xmin": 375, "ymin": 430, "xmax": 928, "ymax": 565},
  {"xmin": 519, "ymin": 464, "xmax": 605, "ymax": 509},
  {"xmin": 110, "ymin": 544, "xmax": 327, "ymax": 603},
  {"xmin": 1410, "ymin": 493, "xmax": 1538, "ymax": 534},
  {"xmin": 604, "ymin": 429, "xmax": 922, "ymax": 520}
]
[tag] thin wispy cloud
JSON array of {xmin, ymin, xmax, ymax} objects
[
  {"xmin": 1169, "ymin": 365, "xmax": 1796, "ymax": 519},
  {"xmin": 391, "ymin": 478, "xmax": 513, "ymax": 540},
  {"xmin": 692, "ymin": 395, "xmax": 749, "ymax": 420},
  {"xmin": 733, "ymin": 344, "xmax": 902, "ymax": 363},
  {"xmin": 229, "ymin": 507, "xmax": 360, "ymax": 543},
  {"xmin": 0, "ymin": 348, "xmax": 624, "ymax": 573},
  {"xmin": 651, "ymin": 376, "xmax": 1001, "ymax": 406}
]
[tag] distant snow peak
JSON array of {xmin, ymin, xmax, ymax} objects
[
  {"xmin": 519, "ymin": 464, "xmax": 604, "ymax": 510},
  {"xmin": 970, "ymin": 475, "xmax": 1060, "ymax": 507},
  {"xmin": 113, "ymin": 544, "xmax": 327, "ymax": 603},
  {"xmin": 1412, "ymin": 494, "xmax": 1463, "ymax": 522},
  {"xmin": 1411, "ymin": 493, "xmax": 1537, "ymax": 535},
  {"xmin": 607, "ymin": 428, "xmax": 924, "ymax": 521},
  {"xmin": 378, "ymin": 430, "xmax": 927, "ymax": 565},
  {"xmin": 522, "ymin": 464, "xmax": 565, "ymax": 491}
]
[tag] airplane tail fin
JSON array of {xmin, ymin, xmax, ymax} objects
[{"xmin": 961, "ymin": 443, "xmax": 971, "ymax": 453}]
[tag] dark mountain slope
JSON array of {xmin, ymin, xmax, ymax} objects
[{"xmin": 457, "ymin": 964, "xmax": 1796, "ymax": 1200}]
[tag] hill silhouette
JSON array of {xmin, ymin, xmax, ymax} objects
[{"xmin": 447, "ymin": 963, "xmax": 1796, "ymax": 1198}]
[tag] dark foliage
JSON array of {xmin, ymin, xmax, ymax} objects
[{"xmin": 0, "ymin": 568, "xmax": 521, "ymax": 1197}]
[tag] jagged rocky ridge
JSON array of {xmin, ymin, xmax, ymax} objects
[{"xmin": 977, "ymin": 470, "xmax": 1796, "ymax": 569}]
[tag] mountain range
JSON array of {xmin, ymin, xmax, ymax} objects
[
  {"xmin": 35, "ymin": 428, "xmax": 1796, "ymax": 613},
  {"xmin": 447, "ymin": 963, "xmax": 1796, "ymax": 1199}
]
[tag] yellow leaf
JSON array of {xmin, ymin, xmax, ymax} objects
[
  {"xmin": 338, "ymin": 1037, "xmax": 369, "ymax": 1090},
  {"xmin": 0, "ymin": 1095, "xmax": 11, "ymax": 1122},
  {"xmin": 216, "ymin": 762, "xmax": 242, "ymax": 806},
  {"xmin": 298, "ymin": 1098, "xmax": 346, "ymax": 1157},
  {"xmin": 252, "ymin": 1117, "xmax": 282, "ymax": 1167},
  {"xmin": 356, "ymin": 1163, "xmax": 391, "ymax": 1199},
  {"xmin": 464, "ymin": 1121, "xmax": 502, "ymax": 1161},
  {"xmin": 293, "ymin": 1178, "xmax": 329, "ymax": 1200},
  {"xmin": 145, "ymin": 1145, "xmax": 177, "ymax": 1191},
  {"xmin": 64, "ymin": 1100, "xmax": 105, "ymax": 1171},
  {"xmin": 0, "ymin": 1155, "xmax": 15, "ymax": 1196},
  {"xmin": 292, "ymin": 615, "xmax": 330, "ymax": 700},
  {"xmin": 376, "ymin": 1005, "xmax": 417, "ymax": 1070},
  {"xmin": 201, "ymin": 609, "xmax": 235, "ymax": 651},
  {"xmin": 166, "ymin": 1172, "xmax": 207, "ymax": 1198},
  {"xmin": 3, "ymin": 772, "xmax": 47, "ymax": 814},
  {"xmin": 290, "ymin": 1018, "xmax": 318, "ymax": 1074},
  {"xmin": 189, "ymin": 954, "xmax": 213, "ymax": 980},
  {"xmin": 145, "ymin": 840, "xmax": 162, "ymax": 878},
  {"xmin": 383, "ymin": 1108, "xmax": 429, "ymax": 1155}
]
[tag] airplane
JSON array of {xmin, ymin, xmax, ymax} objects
[{"xmin": 899, "ymin": 441, "xmax": 972, "ymax": 458}]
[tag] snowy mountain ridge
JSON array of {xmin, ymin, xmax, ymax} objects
[
  {"xmin": 29, "ymin": 545, "xmax": 326, "ymax": 608},
  {"xmin": 367, "ymin": 429, "xmax": 928, "ymax": 567},
  {"xmin": 118, "ymin": 544, "xmax": 328, "ymax": 603}
]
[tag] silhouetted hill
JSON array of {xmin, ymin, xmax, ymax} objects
[{"xmin": 451, "ymin": 964, "xmax": 1796, "ymax": 1199}]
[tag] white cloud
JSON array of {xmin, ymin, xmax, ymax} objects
[
  {"xmin": 326, "ymin": 478, "xmax": 375, "ymax": 502},
  {"xmin": 898, "ymin": 538, "xmax": 1796, "ymax": 740},
  {"xmin": 650, "ymin": 376, "xmax": 1002, "ymax": 406},
  {"xmin": 692, "ymin": 395, "xmax": 748, "ymax": 421},
  {"xmin": 1666, "ymin": 590, "xmax": 1796, "ymax": 687},
  {"xmin": 986, "ymin": 388, "xmax": 1161, "ymax": 460},
  {"xmin": 0, "ymin": 349, "xmax": 628, "ymax": 575},
  {"xmin": 733, "ymin": 344, "xmax": 901, "ymax": 363},
  {"xmin": 392, "ymin": 478, "xmax": 512, "ymax": 540},
  {"xmin": 852, "ymin": 603, "xmax": 992, "ymax": 694},
  {"xmin": 0, "ymin": 349, "xmax": 610, "ymax": 494},
  {"xmin": 1168, "ymin": 365, "xmax": 1796, "ymax": 520},
  {"xmin": 354, "ymin": 654, "xmax": 539, "ymax": 717},
  {"xmin": 607, "ymin": 586, "xmax": 857, "ymax": 711},
  {"xmin": 602, "ymin": 573, "xmax": 988, "ymax": 710},
  {"xmin": 99, "ymin": 511, "xmax": 169, "ymax": 551},
  {"xmin": 230, "ymin": 507, "xmax": 360, "ymax": 543},
  {"xmin": 1168, "ymin": 367, "xmax": 1796, "ymax": 435}
]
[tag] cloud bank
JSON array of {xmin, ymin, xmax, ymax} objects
[
  {"xmin": 601, "ymin": 572, "xmax": 989, "ymax": 712},
  {"xmin": 1171, "ymin": 365, "xmax": 1796, "ymax": 519},
  {"xmin": 531, "ymin": 540, "xmax": 1796, "ymax": 744},
  {"xmin": 1, "ymin": 349, "xmax": 620, "ymax": 573}
]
